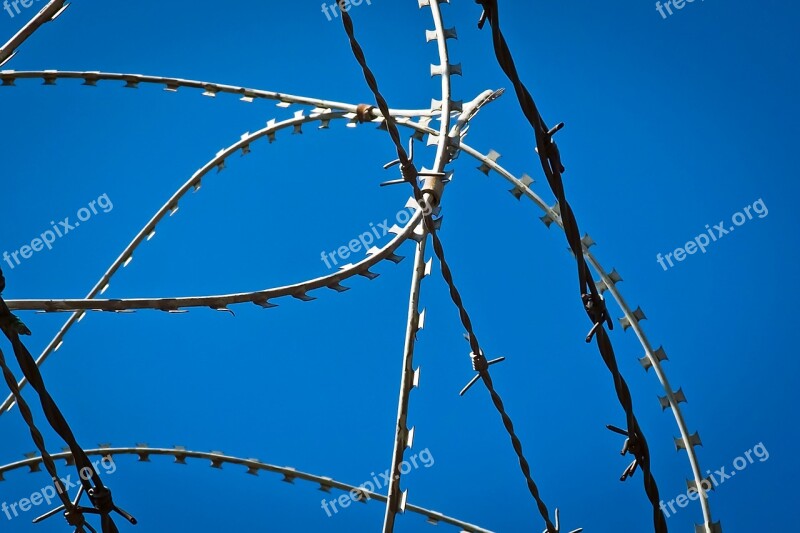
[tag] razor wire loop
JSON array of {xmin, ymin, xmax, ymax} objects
[
  {"xmin": 4, "ymin": 445, "xmax": 495, "ymax": 533},
  {"xmin": 0, "ymin": 268, "xmax": 133, "ymax": 533},
  {"xmin": 474, "ymin": 1, "xmax": 666, "ymax": 531},
  {"xmin": 0, "ymin": 3, "xmax": 711, "ymax": 532},
  {"xmin": 335, "ymin": 4, "xmax": 563, "ymax": 532}
]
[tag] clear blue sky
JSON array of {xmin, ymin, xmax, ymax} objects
[{"xmin": 1, "ymin": 1, "xmax": 797, "ymax": 531}]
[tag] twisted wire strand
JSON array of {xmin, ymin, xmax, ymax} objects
[
  {"xmin": 474, "ymin": 1, "xmax": 666, "ymax": 530},
  {"xmin": 0, "ymin": 301, "xmax": 105, "ymax": 493},
  {"xmin": 0, "ymin": 272, "xmax": 123, "ymax": 532},
  {"xmin": 447, "ymin": 133, "xmax": 712, "ymax": 527},
  {"xmin": 0, "ymin": 346, "xmax": 74, "ymax": 512},
  {"xmin": 336, "ymin": 4, "xmax": 557, "ymax": 531},
  {"xmin": 0, "ymin": 274, "xmax": 72, "ymax": 514}
]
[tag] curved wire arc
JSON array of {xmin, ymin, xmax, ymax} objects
[
  {"xmin": 0, "ymin": 4, "xmax": 712, "ymax": 529},
  {"xmin": 0, "ymin": 111, "xmax": 425, "ymax": 414},
  {"xmin": 4, "ymin": 114, "xmax": 710, "ymax": 528},
  {"xmin": 0, "ymin": 70, "xmax": 438, "ymax": 117},
  {"xmin": 457, "ymin": 140, "xmax": 714, "ymax": 531},
  {"xmin": 0, "ymin": 446, "xmax": 493, "ymax": 533}
]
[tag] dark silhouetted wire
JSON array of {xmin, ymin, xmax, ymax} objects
[
  {"xmin": 0, "ymin": 266, "xmax": 132, "ymax": 533},
  {"xmin": 474, "ymin": 1, "xmax": 667, "ymax": 531},
  {"xmin": 336, "ymin": 3, "xmax": 558, "ymax": 531}
]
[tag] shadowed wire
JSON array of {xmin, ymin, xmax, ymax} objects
[{"xmin": 474, "ymin": 1, "xmax": 666, "ymax": 531}]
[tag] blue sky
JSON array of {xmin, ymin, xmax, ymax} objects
[{"xmin": 0, "ymin": 0, "xmax": 797, "ymax": 531}]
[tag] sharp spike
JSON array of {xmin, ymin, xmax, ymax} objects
[
  {"xmin": 326, "ymin": 283, "xmax": 350, "ymax": 293},
  {"xmin": 359, "ymin": 270, "xmax": 380, "ymax": 280}
]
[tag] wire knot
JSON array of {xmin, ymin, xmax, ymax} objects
[
  {"xmin": 471, "ymin": 351, "xmax": 489, "ymax": 372},
  {"xmin": 87, "ymin": 487, "xmax": 113, "ymax": 515},
  {"xmin": 460, "ymin": 351, "xmax": 506, "ymax": 396},
  {"xmin": 36, "ymin": 484, "xmax": 138, "ymax": 531},
  {"xmin": 63, "ymin": 507, "xmax": 87, "ymax": 528},
  {"xmin": 540, "ymin": 122, "xmax": 566, "ymax": 174},
  {"xmin": 582, "ymin": 292, "xmax": 612, "ymax": 342},
  {"xmin": 381, "ymin": 137, "xmax": 446, "ymax": 188},
  {"xmin": 606, "ymin": 425, "xmax": 641, "ymax": 482},
  {"xmin": 400, "ymin": 162, "xmax": 418, "ymax": 183}
]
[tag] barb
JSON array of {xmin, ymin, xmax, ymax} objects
[
  {"xmin": 336, "ymin": 3, "xmax": 560, "ymax": 532},
  {"xmin": 0, "ymin": 0, "xmax": 69, "ymax": 67},
  {"xmin": 0, "ymin": 446, "xmax": 494, "ymax": 533},
  {"xmin": 0, "ymin": 269, "xmax": 134, "ymax": 533},
  {"xmin": 383, "ymin": 231, "xmax": 429, "ymax": 532},
  {"xmin": 0, "ymin": 112, "xmax": 418, "ymax": 415},
  {"xmin": 0, "ymin": 346, "xmax": 75, "ymax": 516},
  {"xmin": 450, "ymin": 135, "xmax": 714, "ymax": 529},
  {"xmin": 474, "ymin": 1, "xmax": 667, "ymax": 531},
  {"xmin": 0, "ymin": 71, "xmax": 438, "ymax": 117}
]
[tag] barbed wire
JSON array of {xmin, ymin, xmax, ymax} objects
[
  {"xmin": 474, "ymin": 1, "xmax": 667, "ymax": 531},
  {"xmin": 335, "ymin": 2, "xmax": 565, "ymax": 532},
  {"xmin": 0, "ymin": 1, "xmax": 715, "ymax": 530},
  {"xmin": 0, "ymin": 349, "xmax": 74, "ymax": 511},
  {"xmin": 0, "ymin": 267, "xmax": 134, "ymax": 533}
]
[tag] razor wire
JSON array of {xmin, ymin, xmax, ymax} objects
[
  {"xmin": 335, "ymin": 2, "xmax": 566, "ymax": 532},
  {"xmin": 0, "ymin": 1, "xmax": 719, "ymax": 531},
  {"xmin": 0, "ymin": 446, "xmax": 494, "ymax": 533},
  {"xmin": 2, "ymin": 107, "xmax": 716, "ymax": 530},
  {"xmin": 0, "ymin": 110, "xmax": 424, "ymax": 415}
]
